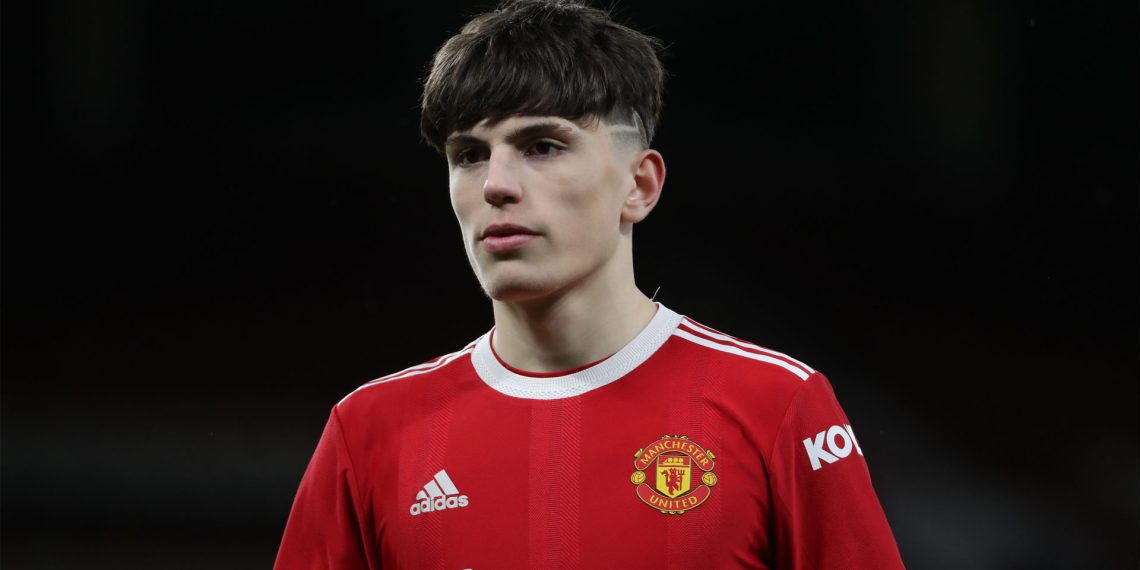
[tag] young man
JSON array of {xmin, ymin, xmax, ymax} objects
[{"xmin": 275, "ymin": 1, "xmax": 904, "ymax": 568}]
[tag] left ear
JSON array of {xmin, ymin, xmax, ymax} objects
[{"xmin": 621, "ymin": 149, "xmax": 666, "ymax": 224}]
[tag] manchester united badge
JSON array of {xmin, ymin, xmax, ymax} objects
[{"xmin": 630, "ymin": 435, "xmax": 717, "ymax": 514}]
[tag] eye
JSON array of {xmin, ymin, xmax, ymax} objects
[
  {"xmin": 526, "ymin": 140, "xmax": 564, "ymax": 158},
  {"xmin": 454, "ymin": 147, "xmax": 489, "ymax": 166}
]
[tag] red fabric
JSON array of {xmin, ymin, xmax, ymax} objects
[
  {"xmin": 275, "ymin": 320, "xmax": 904, "ymax": 569},
  {"xmin": 274, "ymin": 409, "xmax": 376, "ymax": 569}
]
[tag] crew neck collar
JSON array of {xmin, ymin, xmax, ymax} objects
[{"xmin": 470, "ymin": 303, "xmax": 683, "ymax": 400}]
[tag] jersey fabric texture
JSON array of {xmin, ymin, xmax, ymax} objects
[{"xmin": 275, "ymin": 305, "xmax": 904, "ymax": 569}]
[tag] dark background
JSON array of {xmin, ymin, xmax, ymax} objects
[{"xmin": 3, "ymin": 1, "xmax": 1136, "ymax": 568}]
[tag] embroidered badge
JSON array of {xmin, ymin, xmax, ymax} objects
[{"xmin": 630, "ymin": 435, "xmax": 717, "ymax": 514}]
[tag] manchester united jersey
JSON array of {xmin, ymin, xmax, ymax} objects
[{"xmin": 274, "ymin": 305, "xmax": 904, "ymax": 569}]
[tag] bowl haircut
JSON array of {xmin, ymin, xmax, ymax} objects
[{"xmin": 420, "ymin": 0, "xmax": 666, "ymax": 153}]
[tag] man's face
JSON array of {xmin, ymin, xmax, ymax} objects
[{"xmin": 445, "ymin": 115, "xmax": 639, "ymax": 303}]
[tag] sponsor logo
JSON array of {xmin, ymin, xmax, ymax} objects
[
  {"xmin": 409, "ymin": 469, "xmax": 469, "ymax": 516},
  {"xmin": 630, "ymin": 435, "xmax": 717, "ymax": 515},
  {"xmin": 802, "ymin": 424, "xmax": 863, "ymax": 471}
]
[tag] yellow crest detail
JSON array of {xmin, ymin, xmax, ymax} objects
[{"xmin": 630, "ymin": 435, "xmax": 718, "ymax": 515}]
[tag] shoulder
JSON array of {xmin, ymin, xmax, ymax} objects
[
  {"xmin": 665, "ymin": 312, "xmax": 834, "ymax": 448},
  {"xmin": 334, "ymin": 336, "xmax": 482, "ymax": 412},
  {"xmin": 669, "ymin": 313, "xmax": 817, "ymax": 386}
]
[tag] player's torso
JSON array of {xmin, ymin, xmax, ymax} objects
[{"xmin": 345, "ymin": 338, "xmax": 793, "ymax": 570}]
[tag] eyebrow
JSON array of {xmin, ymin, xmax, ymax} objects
[{"xmin": 445, "ymin": 121, "xmax": 578, "ymax": 149}]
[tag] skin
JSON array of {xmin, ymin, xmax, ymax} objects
[{"xmin": 445, "ymin": 114, "xmax": 666, "ymax": 372}]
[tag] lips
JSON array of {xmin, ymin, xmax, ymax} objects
[
  {"xmin": 480, "ymin": 223, "xmax": 539, "ymax": 253},
  {"xmin": 481, "ymin": 223, "xmax": 538, "ymax": 239}
]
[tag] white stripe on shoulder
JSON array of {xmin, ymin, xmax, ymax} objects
[
  {"xmin": 369, "ymin": 344, "xmax": 475, "ymax": 385},
  {"xmin": 369, "ymin": 337, "xmax": 476, "ymax": 387},
  {"xmin": 339, "ymin": 339, "xmax": 479, "ymax": 404},
  {"xmin": 672, "ymin": 328, "xmax": 810, "ymax": 381},
  {"xmin": 370, "ymin": 338, "xmax": 478, "ymax": 383},
  {"xmin": 680, "ymin": 319, "xmax": 816, "ymax": 374}
]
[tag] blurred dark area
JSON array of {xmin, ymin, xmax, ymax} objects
[{"xmin": 2, "ymin": 1, "xmax": 1136, "ymax": 568}]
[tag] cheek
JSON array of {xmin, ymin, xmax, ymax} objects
[
  {"xmin": 448, "ymin": 186, "xmax": 461, "ymax": 219},
  {"xmin": 574, "ymin": 171, "xmax": 627, "ymax": 229},
  {"xmin": 558, "ymin": 178, "xmax": 625, "ymax": 246},
  {"xmin": 449, "ymin": 180, "xmax": 477, "ymax": 227}
]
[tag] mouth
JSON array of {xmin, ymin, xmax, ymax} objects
[
  {"xmin": 481, "ymin": 223, "xmax": 538, "ymax": 239},
  {"xmin": 480, "ymin": 223, "xmax": 540, "ymax": 253}
]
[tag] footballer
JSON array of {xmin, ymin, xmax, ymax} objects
[{"xmin": 274, "ymin": 1, "xmax": 905, "ymax": 568}]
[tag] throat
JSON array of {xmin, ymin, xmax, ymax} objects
[{"xmin": 490, "ymin": 289, "xmax": 657, "ymax": 373}]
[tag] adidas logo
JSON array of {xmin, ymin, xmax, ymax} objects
[{"xmin": 409, "ymin": 469, "xmax": 469, "ymax": 516}]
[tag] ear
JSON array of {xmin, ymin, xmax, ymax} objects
[{"xmin": 621, "ymin": 149, "xmax": 666, "ymax": 224}]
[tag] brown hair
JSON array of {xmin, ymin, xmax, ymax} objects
[{"xmin": 419, "ymin": 0, "xmax": 666, "ymax": 153}]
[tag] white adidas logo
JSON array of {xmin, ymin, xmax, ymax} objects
[{"xmin": 409, "ymin": 469, "xmax": 469, "ymax": 516}]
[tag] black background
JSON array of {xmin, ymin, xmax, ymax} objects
[{"xmin": 3, "ymin": 1, "xmax": 1137, "ymax": 568}]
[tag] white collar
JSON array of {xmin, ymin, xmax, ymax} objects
[{"xmin": 470, "ymin": 304, "xmax": 683, "ymax": 400}]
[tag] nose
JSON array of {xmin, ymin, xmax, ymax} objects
[{"xmin": 483, "ymin": 150, "xmax": 523, "ymax": 207}]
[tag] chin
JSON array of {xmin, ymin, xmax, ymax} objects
[
  {"xmin": 482, "ymin": 279, "xmax": 557, "ymax": 303},
  {"xmin": 479, "ymin": 267, "xmax": 563, "ymax": 303}
]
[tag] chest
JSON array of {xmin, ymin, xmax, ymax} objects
[{"xmin": 363, "ymin": 386, "xmax": 776, "ymax": 569}]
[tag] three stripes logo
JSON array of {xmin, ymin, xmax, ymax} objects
[{"xmin": 409, "ymin": 469, "xmax": 469, "ymax": 516}]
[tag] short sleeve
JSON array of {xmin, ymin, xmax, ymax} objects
[
  {"xmin": 274, "ymin": 407, "xmax": 378, "ymax": 570},
  {"xmin": 768, "ymin": 372, "xmax": 904, "ymax": 569}
]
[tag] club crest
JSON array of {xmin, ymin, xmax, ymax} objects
[{"xmin": 630, "ymin": 435, "xmax": 717, "ymax": 514}]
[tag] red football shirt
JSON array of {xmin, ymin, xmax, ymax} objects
[{"xmin": 275, "ymin": 305, "xmax": 904, "ymax": 569}]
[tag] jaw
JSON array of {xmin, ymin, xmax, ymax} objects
[
  {"xmin": 473, "ymin": 233, "xmax": 633, "ymax": 310},
  {"xmin": 474, "ymin": 256, "xmax": 563, "ymax": 303}
]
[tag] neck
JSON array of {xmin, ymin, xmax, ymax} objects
[{"xmin": 490, "ymin": 257, "xmax": 656, "ymax": 373}]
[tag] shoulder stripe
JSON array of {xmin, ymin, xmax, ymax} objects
[
  {"xmin": 339, "ymin": 339, "xmax": 479, "ymax": 404},
  {"xmin": 371, "ymin": 344, "xmax": 475, "ymax": 385},
  {"xmin": 680, "ymin": 319, "xmax": 816, "ymax": 374},
  {"xmin": 372, "ymin": 340, "xmax": 477, "ymax": 386},
  {"xmin": 371, "ymin": 338, "xmax": 479, "ymax": 384},
  {"xmin": 672, "ymin": 328, "xmax": 810, "ymax": 381}
]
